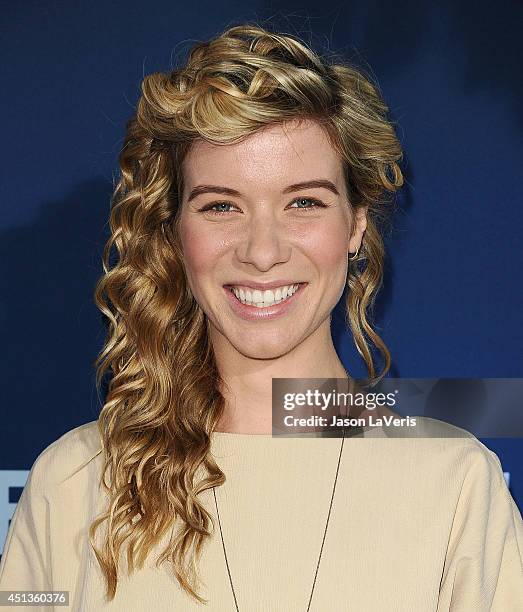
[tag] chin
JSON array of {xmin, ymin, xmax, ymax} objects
[{"xmin": 231, "ymin": 336, "xmax": 298, "ymax": 360}]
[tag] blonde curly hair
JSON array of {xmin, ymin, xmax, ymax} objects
[{"xmin": 89, "ymin": 22, "xmax": 404, "ymax": 604}]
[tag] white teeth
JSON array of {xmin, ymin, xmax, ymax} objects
[{"xmin": 231, "ymin": 284, "xmax": 300, "ymax": 308}]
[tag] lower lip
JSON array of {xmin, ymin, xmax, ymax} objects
[{"xmin": 223, "ymin": 283, "xmax": 307, "ymax": 321}]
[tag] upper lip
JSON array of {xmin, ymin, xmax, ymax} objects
[{"xmin": 224, "ymin": 280, "xmax": 305, "ymax": 290}]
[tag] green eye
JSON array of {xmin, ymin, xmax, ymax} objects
[
  {"xmin": 212, "ymin": 203, "xmax": 233, "ymax": 212},
  {"xmin": 199, "ymin": 197, "xmax": 328, "ymax": 215},
  {"xmin": 289, "ymin": 198, "xmax": 327, "ymax": 210},
  {"xmin": 200, "ymin": 202, "xmax": 238, "ymax": 215}
]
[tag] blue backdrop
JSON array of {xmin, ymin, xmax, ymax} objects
[{"xmin": 1, "ymin": 0, "xmax": 522, "ymax": 550}]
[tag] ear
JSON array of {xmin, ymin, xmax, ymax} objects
[{"xmin": 348, "ymin": 204, "xmax": 369, "ymax": 253}]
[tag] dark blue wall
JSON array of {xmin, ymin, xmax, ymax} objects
[{"xmin": 2, "ymin": 1, "xmax": 522, "ymax": 513}]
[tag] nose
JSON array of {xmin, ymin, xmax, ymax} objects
[{"xmin": 235, "ymin": 209, "xmax": 291, "ymax": 271}]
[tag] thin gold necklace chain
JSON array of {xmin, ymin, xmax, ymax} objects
[{"xmin": 212, "ymin": 426, "xmax": 346, "ymax": 612}]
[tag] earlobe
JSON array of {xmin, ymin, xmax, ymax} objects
[
  {"xmin": 358, "ymin": 205, "xmax": 369, "ymax": 228},
  {"xmin": 348, "ymin": 205, "xmax": 368, "ymax": 253}
]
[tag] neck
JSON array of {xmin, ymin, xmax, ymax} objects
[{"xmin": 211, "ymin": 319, "xmax": 350, "ymax": 434}]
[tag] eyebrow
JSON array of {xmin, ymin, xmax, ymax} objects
[{"xmin": 186, "ymin": 179, "xmax": 340, "ymax": 202}]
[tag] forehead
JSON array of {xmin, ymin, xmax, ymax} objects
[{"xmin": 181, "ymin": 119, "xmax": 343, "ymax": 195}]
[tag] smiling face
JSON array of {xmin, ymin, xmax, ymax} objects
[{"xmin": 177, "ymin": 118, "xmax": 367, "ymax": 360}]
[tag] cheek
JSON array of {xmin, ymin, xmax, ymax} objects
[
  {"xmin": 300, "ymin": 218, "xmax": 349, "ymax": 269},
  {"xmin": 179, "ymin": 217, "xmax": 221, "ymax": 279}
]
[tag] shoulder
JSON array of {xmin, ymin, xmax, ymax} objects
[
  {"xmin": 409, "ymin": 416, "xmax": 507, "ymax": 488},
  {"xmin": 370, "ymin": 415, "xmax": 507, "ymax": 487},
  {"xmin": 27, "ymin": 420, "xmax": 102, "ymax": 493}
]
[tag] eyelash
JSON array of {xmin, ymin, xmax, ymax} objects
[{"xmin": 199, "ymin": 197, "xmax": 328, "ymax": 215}]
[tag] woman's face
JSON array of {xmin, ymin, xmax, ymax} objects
[{"xmin": 178, "ymin": 118, "xmax": 367, "ymax": 359}]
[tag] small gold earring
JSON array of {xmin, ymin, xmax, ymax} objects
[{"xmin": 349, "ymin": 246, "xmax": 360, "ymax": 261}]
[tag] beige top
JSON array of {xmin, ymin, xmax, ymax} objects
[{"xmin": 0, "ymin": 417, "xmax": 522, "ymax": 611}]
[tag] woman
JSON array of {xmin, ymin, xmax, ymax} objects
[{"xmin": 1, "ymin": 23, "xmax": 522, "ymax": 611}]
